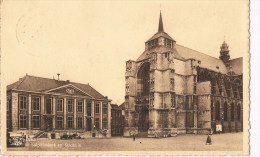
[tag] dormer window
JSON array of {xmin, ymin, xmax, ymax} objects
[{"xmin": 164, "ymin": 38, "xmax": 173, "ymax": 48}]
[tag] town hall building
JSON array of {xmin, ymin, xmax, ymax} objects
[
  {"xmin": 124, "ymin": 12, "xmax": 243, "ymax": 137},
  {"xmin": 7, "ymin": 75, "xmax": 111, "ymax": 138}
]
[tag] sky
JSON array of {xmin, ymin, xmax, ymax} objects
[{"xmin": 1, "ymin": 0, "xmax": 249, "ymax": 104}]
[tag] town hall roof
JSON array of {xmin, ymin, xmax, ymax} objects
[{"xmin": 7, "ymin": 75, "xmax": 106, "ymax": 99}]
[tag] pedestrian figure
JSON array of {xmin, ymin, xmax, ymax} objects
[
  {"xmin": 133, "ymin": 133, "xmax": 136, "ymax": 141},
  {"xmin": 206, "ymin": 134, "xmax": 212, "ymax": 145}
]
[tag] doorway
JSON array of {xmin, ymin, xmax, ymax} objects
[
  {"xmin": 136, "ymin": 105, "xmax": 149, "ymax": 132},
  {"xmin": 44, "ymin": 117, "xmax": 53, "ymax": 131}
]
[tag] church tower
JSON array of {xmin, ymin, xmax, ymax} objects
[
  {"xmin": 219, "ymin": 41, "xmax": 234, "ymax": 74},
  {"xmin": 219, "ymin": 41, "xmax": 230, "ymax": 67},
  {"xmin": 124, "ymin": 12, "xmax": 178, "ymax": 137}
]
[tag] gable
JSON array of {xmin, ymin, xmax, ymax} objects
[{"xmin": 46, "ymin": 84, "xmax": 92, "ymax": 98}]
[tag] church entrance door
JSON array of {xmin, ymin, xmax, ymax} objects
[{"xmin": 136, "ymin": 105, "xmax": 149, "ymax": 136}]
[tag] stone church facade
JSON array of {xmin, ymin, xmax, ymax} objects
[{"xmin": 124, "ymin": 12, "xmax": 243, "ymax": 137}]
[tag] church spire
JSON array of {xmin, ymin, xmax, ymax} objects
[{"xmin": 158, "ymin": 11, "xmax": 164, "ymax": 32}]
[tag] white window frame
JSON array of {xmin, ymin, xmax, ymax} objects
[
  {"xmin": 32, "ymin": 115, "xmax": 40, "ymax": 129},
  {"xmin": 57, "ymin": 99, "xmax": 64, "ymax": 112},
  {"xmin": 32, "ymin": 96, "xmax": 40, "ymax": 111},
  {"xmin": 77, "ymin": 101, "xmax": 83, "ymax": 112}
]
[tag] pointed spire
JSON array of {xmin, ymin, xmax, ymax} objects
[{"xmin": 158, "ymin": 11, "xmax": 164, "ymax": 32}]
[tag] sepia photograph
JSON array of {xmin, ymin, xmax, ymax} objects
[{"xmin": 1, "ymin": 0, "xmax": 249, "ymax": 155}]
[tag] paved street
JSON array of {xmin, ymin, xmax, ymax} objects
[{"xmin": 8, "ymin": 132, "xmax": 243, "ymax": 151}]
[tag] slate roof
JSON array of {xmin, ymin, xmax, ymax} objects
[
  {"xmin": 119, "ymin": 102, "xmax": 125, "ymax": 110},
  {"xmin": 230, "ymin": 57, "xmax": 243, "ymax": 75},
  {"xmin": 136, "ymin": 43, "xmax": 242, "ymax": 75},
  {"xmin": 146, "ymin": 32, "xmax": 175, "ymax": 42},
  {"xmin": 175, "ymin": 44, "xmax": 229, "ymax": 74},
  {"xmin": 111, "ymin": 104, "xmax": 122, "ymax": 110},
  {"xmin": 7, "ymin": 75, "xmax": 106, "ymax": 99}
]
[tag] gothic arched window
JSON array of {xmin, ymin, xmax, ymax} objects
[
  {"xmin": 224, "ymin": 102, "xmax": 228, "ymax": 121},
  {"xmin": 137, "ymin": 62, "xmax": 150, "ymax": 98},
  {"xmin": 237, "ymin": 104, "xmax": 241, "ymax": 121},
  {"xmin": 216, "ymin": 101, "xmax": 221, "ymax": 121},
  {"xmin": 231, "ymin": 103, "xmax": 235, "ymax": 121}
]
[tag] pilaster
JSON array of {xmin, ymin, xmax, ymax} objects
[
  {"xmin": 64, "ymin": 97, "xmax": 67, "ymax": 129},
  {"xmin": 107, "ymin": 101, "xmax": 112, "ymax": 136},
  {"xmin": 53, "ymin": 97, "xmax": 56, "ymax": 129},
  {"xmin": 91, "ymin": 100, "xmax": 95, "ymax": 129},
  {"xmin": 11, "ymin": 92, "xmax": 19, "ymax": 131},
  {"xmin": 74, "ymin": 99, "xmax": 77, "ymax": 129},
  {"xmin": 28, "ymin": 94, "xmax": 32, "ymax": 130},
  {"xmin": 83, "ymin": 99, "xmax": 87, "ymax": 129},
  {"xmin": 41, "ymin": 95, "xmax": 45, "ymax": 130},
  {"xmin": 100, "ymin": 102, "xmax": 103, "ymax": 129}
]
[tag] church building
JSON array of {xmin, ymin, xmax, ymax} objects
[{"xmin": 124, "ymin": 12, "xmax": 243, "ymax": 137}]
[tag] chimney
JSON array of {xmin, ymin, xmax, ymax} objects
[{"xmin": 57, "ymin": 73, "xmax": 60, "ymax": 80}]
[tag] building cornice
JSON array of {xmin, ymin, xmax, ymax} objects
[{"xmin": 8, "ymin": 89, "xmax": 110, "ymax": 101}]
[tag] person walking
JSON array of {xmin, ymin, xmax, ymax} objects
[
  {"xmin": 133, "ymin": 133, "xmax": 136, "ymax": 141},
  {"xmin": 206, "ymin": 134, "xmax": 212, "ymax": 145}
]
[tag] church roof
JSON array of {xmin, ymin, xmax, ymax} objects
[
  {"xmin": 136, "ymin": 46, "xmax": 184, "ymax": 62},
  {"xmin": 146, "ymin": 11, "xmax": 175, "ymax": 43},
  {"xmin": 7, "ymin": 75, "xmax": 106, "ymax": 99},
  {"xmin": 230, "ymin": 57, "xmax": 243, "ymax": 75},
  {"xmin": 175, "ymin": 44, "xmax": 229, "ymax": 73},
  {"xmin": 146, "ymin": 32, "xmax": 175, "ymax": 42},
  {"xmin": 138, "ymin": 12, "xmax": 242, "ymax": 75}
]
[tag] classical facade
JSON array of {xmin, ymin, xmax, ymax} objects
[
  {"xmin": 124, "ymin": 12, "xmax": 243, "ymax": 137},
  {"xmin": 7, "ymin": 75, "xmax": 111, "ymax": 138}
]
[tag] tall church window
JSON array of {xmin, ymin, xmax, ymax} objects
[
  {"xmin": 237, "ymin": 104, "xmax": 241, "ymax": 121},
  {"xmin": 137, "ymin": 62, "xmax": 150, "ymax": 99},
  {"xmin": 216, "ymin": 101, "xmax": 221, "ymax": 120},
  {"xmin": 224, "ymin": 102, "xmax": 228, "ymax": 121},
  {"xmin": 211, "ymin": 100, "xmax": 214, "ymax": 121},
  {"xmin": 231, "ymin": 103, "xmax": 235, "ymax": 121}
]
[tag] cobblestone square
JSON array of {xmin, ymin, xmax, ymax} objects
[{"xmin": 8, "ymin": 133, "xmax": 243, "ymax": 151}]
